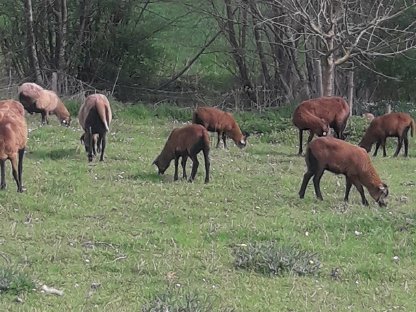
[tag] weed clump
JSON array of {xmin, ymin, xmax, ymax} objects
[
  {"xmin": 0, "ymin": 268, "xmax": 34, "ymax": 295},
  {"xmin": 141, "ymin": 289, "xmax": 234, "ymax": 312},
  {"xmin": 233, "ymin": 242, "xmax": 320, "ymax": 276}
]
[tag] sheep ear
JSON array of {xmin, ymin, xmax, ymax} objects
[
  {"xmin": 243, "ymin": 131, "xmax": 250, "ymax": 138},
  {"xmin": 379, "ymin": 184, "xmax": 388, "ymax": 195}
]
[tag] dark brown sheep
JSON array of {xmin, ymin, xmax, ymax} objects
[
  {"xmin": 299, "ymin": 137, "xmax": 388, "ymax": 206},
  {"xmin": 359, "ymin": 112, "xmax": 415, "ymax": 157},
  {"xmin": 292, "ymin": 96, "xmax": 350, "ymax": 154},
  {"xmin": 78, "ymin": 94, "xmax": 112, "ymax": 162},
  {"xmin": 192, "ymin": 106, "xmax": 249, "ymax": 148},
  {"xmin": 153, "ymin": 124, "xmax": 210, "ymax": 183},
  {"xmin": 18, "ymin": 82, "xmax": 71, "ymax": 126}
]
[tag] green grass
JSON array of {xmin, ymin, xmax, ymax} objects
[{"xmin": 0, "ymin": 105, "xmax": 416, "ymax": 311}]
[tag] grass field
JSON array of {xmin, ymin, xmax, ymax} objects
[{"xmin": 0, "ymin": 104, "xmax": 415, "ymax": 311}]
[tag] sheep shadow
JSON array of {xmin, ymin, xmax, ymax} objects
[
  {"xmin": 126, "ymin": 171, "xmax": 163, "ymax": 182},
  {"xmin": 27, "ymin": 147, "xmax": 79, "ymax": 160}
]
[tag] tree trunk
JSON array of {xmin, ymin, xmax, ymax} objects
[
  {"xmin": 24, "ymin": 0, "xmax": 43, "ymax": 84},
  {"xmin": 223, "ymin": 0, "xmax": 255, "ymax": 102},
  {"xmin": 348, "ymin": 69, "xmax": 354, "ymax": 116},
  {"xmin": 249, "ymin": 1, "xmax": 271, "ymax": 89},
  {"xmin": 314, "ymin": 59, "xmax": 323, "ymax": 97}
]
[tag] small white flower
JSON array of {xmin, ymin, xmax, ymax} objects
[{"xmin": 354, "ymin": 230, "xmax": 362, "ymax": 236}]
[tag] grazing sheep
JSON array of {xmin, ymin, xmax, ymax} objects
[
  {"xmin": 362, "ymin": 112, "xmax": 375, "ymax": 122},
  {"xmin": 17, "ymin": 82, "xmax": 71, "ymax": 126},
  {"xmin": 0, "ymin": 107, "xmax": 28, "ymax": 192},
  {"xmin": 153, "ymin": 124, "xmax": 210, "ymax": 183},
  {"xmin": 0, "ymin": 99, "xmax": 25, "ymax": 117},
  {"xmin": 78, "ymin": 94, "xmax": 112, "ymax": 162},
  {"xmin": 293, "ymin": 96, "xmax": 350, "ymax": 155},
  {"xmin": 192, "ymin": 106, "xmax": 249, "ymax": 148},
  {"xmin": 299, "ymin": 137, "xmax": 388, "ymax": 206},
  {"xmin": 359, "ymin": 112, "xmax": 415, "ymax": 157}
]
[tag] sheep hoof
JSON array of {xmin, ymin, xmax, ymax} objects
[{"xmin": 1, "ymin": 184, "xmax": 6, "ymax": 190}]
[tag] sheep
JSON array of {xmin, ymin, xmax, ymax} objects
[
  {"xmin": 293, "ymin": 96, "xmax": 350, "ymax": 155},
  {"xmin": 362, "ymin": 112, "xmax": 375, "ymax": 122},
  {"xmin": 298, "ymin": 137, "xmax": 388, "ymax": 206},
  {"xmin": 0, "ymin": 107, "xmax": 28, "ymax": 192},
  {"xmin": 0, "ymin": 99, "xmax": 25, "ymax": 117},
  {"xmin": 78, "ymin": 94, "xmax": 112, "ymax": 162},
  {"xmin": 192, "ymin": 106, "xmax": 249, "ymax": 148},
  {"xmin": 359, "ymin": 112, "xmax": 415, "ymax": 157},
  {"xmin": 17, "ymin": 82, "xmax": 71, "ymax": 126},
  {"xmin": 153, "ymin": 124, "xmax": 210, "ymax": 183}
]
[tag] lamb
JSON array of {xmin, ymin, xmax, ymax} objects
[
  {"xmin": 17, "ymin": 82, "xmax": 71, "ymax": 126},
  {"xmin": 359, "ymin": 112, "xmax": 415, "ymax": 157},
  {"xmin": 292, "ymin": 96, "xmax": 350, "ymax": 154},
  {"xmin": 78, "ymin": 94, "xmax": 112, "ymax": 162},
  {"xmin": 192, "ymin": 106, "xmax": 249, "ymax": 148},
  {"xmin": 0, "ymin": 106, "xmax": 28, "ymax": 192},
  {"xmin": 0, "ymin": 99, "xmax": 25, "ymax": 117},
  {"xmin": 299, "ymin": 137, "xmax": 388, "ymax": 206},
  {"xmin": 153, "ymin": 124, "xmax": 210, "ymax": 183}
]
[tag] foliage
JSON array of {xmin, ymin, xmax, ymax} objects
[
  {"xmin": 0, "ymin": 268, "xmax": 34, "ymax": 295},
  {"xmin": 233, "ymin": 242, "xmax": 321, "ymax": 276}
]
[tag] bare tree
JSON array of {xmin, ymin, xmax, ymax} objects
[
  {"xmin": 23, "ymin": 0, "xmax": 43, "ymax": 85},
  {"xmin": 259, "ymin": 0, "xmax": 416, "ymax": 96}
]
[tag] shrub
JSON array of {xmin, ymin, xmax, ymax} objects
[
  {"xmin": 0, "ymin": 268, "xmax": 34, "ymax": 295},
  {"xmin": 141, "ymin": 288, "xmax": 234, "ymax": 312},
  {"xmin": 233, "ymin": 242, "xmax": 320, "ymax": 276}
]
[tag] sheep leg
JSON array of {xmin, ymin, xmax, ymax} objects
[
  {"xmin": 307, "ymin": 131, "xmax": 314, "ymax": 143},
  {"xmin": 202, "ymin": 147, "xmax": 210, "ymax": 183},
  {"xmin": 382, "ymin": 139, "xmax": 387, "ymax": 157},
  {"xmin": 188, "ymin": 154, "xmax": 199, "ymax": 182},
  {"xmin": 18, "ymin": 148, "xmax": 24, "ymax": 192},
  {"xmin": 10, "ymin": 156, "xmax": 22, "ymax": 192},
  {"xmin": 352, "ymin": 180, "xmax": 369, "ymax": 206},
  {"xmin": 216, "ymin": 132, "xmax": 221, "ymax": 148},
  {"xmin": 298, "ymin": 130, "xmax": 303, "ymax": 155},
  {"xmin": 394, "ymin": 136, "xmax": 403, "ymax": 157},
  {"xmin": 373, "ymin": 141, "xmax": 380, "ymax": 156},
  {"xmin": 99, "ymin": 133, "xmax": 107, "ymax": 161},
  {"xmin": 312, "ymin": 168, "xmax": 325, "ymax": 200},
  {"xmin": 404, "ymin": 134, "xmax": 409, "ymax": 156},
  {"xmin": 344, "ymin": 177, "xmax": 352, "ymax": 202},
  {"xmin": 41, "ymin": 111, "xmax": 49, "ymax": 125},
  {"xmin": 222, "ymin": 132, "xmax": 227, "ymax": 149},
  {"xmin": 173, "ymin": 156, "xmax": 180, "ymax": 181},
  {"xmin": 0, "ymin": 160, "xmax": 5, "ymax": 189},
  {"xmin": 299, "ymin": 171, "xmax": 314, "ymax": 198},
  {"xmin": 181, "ymin": 156, "xmax": 188, "ymax": 179}
]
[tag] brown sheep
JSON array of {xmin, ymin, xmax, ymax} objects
[
  {"xmin": 17, "ymin": 82, "xmax": 71, "ymax": 126},
  {"xmin": 78, "ymin": 94, "xmax": 112, "ymax": 162},
  {"xmin": 153, "ymin": 124, "xmax": 210, "ymax": 183},
  {"xmin": 0, "ymin": 99, "xmax": 25, "ymax": 117},
  {"xmin": 0, "ymin": 107, "xmax": 28, "ymax": 192},
  {"xmin": 192, "ymin": 106, "xmax": 249, "ymax": 148},
  {"xmin": 293, "ymin": 96, "xmax": 350, "ymax": 155},
  {"xmin": 359, "ymin": 112, "xmax": 415, "ymax": 157},
  {"xmin": 299, "ymin": 137, "xmax": 388, "ymax": 206}
]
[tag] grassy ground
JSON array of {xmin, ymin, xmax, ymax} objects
[{"xmin": 0, "ymin": 105, "xmax": 415, "ymax": 311}]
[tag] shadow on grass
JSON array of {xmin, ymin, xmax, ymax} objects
[
  {"xmin": 126, "ymin": 171, "xmax": 163, "ymax": 182},
  {"xmin": 27, "ymin": 147, "xmax": 79, "ymax": 160},
  {"xmin": 248, "ymin": 148, "xmax": 300, "ymax": 158}
]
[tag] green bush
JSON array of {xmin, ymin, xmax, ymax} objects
[{"xmin": 0, "ymin": 268, "xmax": 34, "ymax": 295}]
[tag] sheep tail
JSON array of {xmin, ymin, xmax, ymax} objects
[{"xmin": 96, "ymin": 104, "xmax": 110, "ymax": 131}]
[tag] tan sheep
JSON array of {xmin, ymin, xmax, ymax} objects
[
  {"xmin": 18, "ymin": 82, "xmax": 71, "ymax": 126},
  {"xmin": 78, "ymin": 94, "xmax": 112, "ymax": 162}
]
